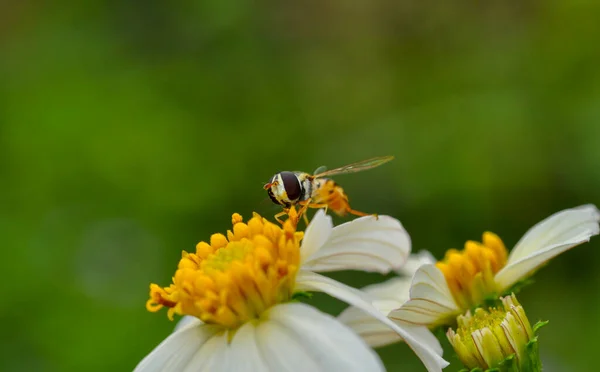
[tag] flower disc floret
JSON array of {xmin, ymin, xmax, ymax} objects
[
  {"xmin": 436, "ymin": 232, "xmax": 508, "ymax": 309},
  {"xmin": 147, "ymin": 213, "xmax": 303, "ymax": 329},
  {"xmin": 447, "ymin": 294, "xmax": 536, "ymax": 371}
]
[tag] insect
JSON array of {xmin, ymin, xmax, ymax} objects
[{"xmin": 263, "ymin": 156, "xmax": 394, "ymax": 224}]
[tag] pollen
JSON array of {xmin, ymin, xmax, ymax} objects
[
  {"xmin": 146, "ymin": 212, "xmax": 304, "ymax": 329},
  {"xmin": 436, "ymin": 232, "xmax": 508, "ymax": 310}
]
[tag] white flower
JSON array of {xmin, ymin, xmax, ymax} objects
[
  {"xmin": 389, "ymin": 204, "xmax": 600, "ymax": 327},
  {"xmin": 136, "ymin": 210, "xmax": 448, "ymax": 372},
  {"xmin": 338, "ymin": 251, "xmax": 437, "ymax": 348}
]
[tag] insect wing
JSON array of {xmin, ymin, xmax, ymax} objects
[
  {"xmin": 312, "ymin": 155, "xmax": 394, "ymax": 178},
  {"xmin": 312, "ymin": 165, "xmax": 328, "ymax": 175}
]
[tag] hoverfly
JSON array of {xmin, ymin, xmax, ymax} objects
[{"xmin": 263, "ymin": 156, "xmax": 394, "ymax": 224}]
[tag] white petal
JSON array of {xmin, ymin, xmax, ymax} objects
[
  {"xmin": 227, "ymin": 323, "xmax": 270, "ymax": 371},
  {"xmin": 183, "ymin": 332, "xmax": 230, "ymax": 372},
  {"xmin": 339, "ymin": 314, "xmax": 403, "ymax": 348},
  {"xmin": 300, "ymin": 209, "xmax": 333, "ymax": 263},
  {"xmin": 337, "ymin": 253, "xmax": 436, "ymax": 345},
  {"xmin": 254, "ymin": 310, "xmax": 322, "ymax": 371},
  {"xmin": 301, "ymin": 215, "xmax": 411, "ymax": 273},
  {"xmin": 255, "ymin": 302, "xmax": 384, "ymax": 372},
  {"xmin": 338, "ymin": 277, "xmax": 412, "ymax": 348},
  {"xmin": 400, "ymin": 323, "xmax": 444, "ymax": 355},
  {"xmin": 185, "ymin": 323, "xmax": 283, "ymax": 372},
  {"xmin": 173, "ymin": 315, "xmax": 201, "ymax": 333},
  {"xmin": 337, "ymin": 314, "xmax": 443, "ymax": 353},
  {"xmin": 359, "ymin": 276, "xmax": 414, "ymax": 314},
  {"xmin": 296, "ymin": 270, "xmax": 449, "ymax": 372},
  {"xmin": 396, "ymin": 250, "xmax": 437, "ymax": 277},
  {"xmin": 495, "ymin": 204, "xmax": 600, "ymax": 290},
  {"xmin": 409, "ymin": 264, "xmax": 459, "ymax": 310},
  {"xmin": 134, "ymin": 323, "xmax": 222, "ymax": 372},
  {"xmin": 388, "ymin": 264, "xmax": 460, "ymax": 326},
  {"xmin": 506, "ymin": 205, "xmax": 600, "ymax": 262}
]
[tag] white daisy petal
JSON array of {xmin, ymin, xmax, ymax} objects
[
  {"xmin": 296, "ymin": 270, "xmax": 448, "ymax": 372},
  {"xmin": 339, "ymin": 314, "xmax": 402, "ymax": 348},
  {"xmin": 173, "ymin": 315, "xmax": 201, "ymax": 333},
  {"xmin": 254, "ymin": 310, "xmax": 321, "ymax": 371},
  {"xmin": 506, "ymin": 204, "xmax": 600, "ymax": 263},
  {"xmin": 134, "ymin": 323, "xmax": 222, "ymax": 372},
  {"xmin": 396, "ymin": 250, "xmax": 437, "ymax": 277},
  {"xmin": 388, "ymin": 264, "xmax": 460, "ymax": 326},
  {"xmin": 402, "ymin": 323, "xmax": 444, "ymax": 355},
  {"xmin": 495, "ymin": 204, "xmax": 600, "ymax": 290},
  {"xmin": 339, "ymin": 308, "xmax": 442, "ymax": 352},
  {"xmin": 301, "ymin": 215, "xmax": 411, "ymax": 273},
  {"xmin": 338, "ymin": 252, "xmax": 439, "ymax": 347},
  {"xmin": 363, "ymin": 276, "xmax": 414, "ymax": 314},
  {"xmin": 300, "ymin": 210, "xmax": 333, "ymax": 263},
  {"xmin": 409, "ymin": 264, "xmax": 459, "ymax": 310},
  {"xmin": 227, "ymin": 323, "xmax": 269, "ymax": 372},
  {"xmin": 389, "ymin": 299, "xmax": 456, "ymax": 326},
  {"xmin": 258, "ymin": 302, "xmax": 384, "ymax": 372},
  {"xmin": 183, "ymin": 330, "xmax": 230, "ymax": 372},
  {"xmin": 338, "ymin": 277, "xmax": 412, "ymax": 348}
]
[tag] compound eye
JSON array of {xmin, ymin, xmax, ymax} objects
[{"xmin": 280, "ymin": 171, "xmax": 302, "ymax": 201}]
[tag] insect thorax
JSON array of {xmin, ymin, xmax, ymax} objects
[
  {"xmin": 305, "ymin": 176, "xmax": 336, "ymax": 203},
  {"xmin": 294, "ymin": 172, "xmax": 314, "ymax": 202}
]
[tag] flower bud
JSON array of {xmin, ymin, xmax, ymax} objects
[{"xmin": 447, "ymin": 293, "xmax": 545, "ymax": 371}]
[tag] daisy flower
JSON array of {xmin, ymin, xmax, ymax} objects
[
  {"xmin": 338, "ymin": 251, "xmax": 437, "ymax": 348},
  {"xmin": 135, "ymin": 209, "xmax": 448, "ymax": 372},
  {"xmin": 389, "ymin": 204, "xmax": 600, "ymax": 327}
]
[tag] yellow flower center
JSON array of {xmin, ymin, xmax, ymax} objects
[
  {"xmin": 447, "ymin": 294, "xmax": 535, "ymax": 371},
  {"xmin": 146, "ymin": 212, "xmax": 303, "ymax": 329},
  {"xmin": 436, "ymin": 232, "xmax": 508, "ymax": 310}
]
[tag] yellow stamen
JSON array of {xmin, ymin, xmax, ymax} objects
[
  {"xmin": 147, "ymin": 212, "xmax": 303, "ymax": 329},
  {"xmin": 436, "ymin": 232, "xmax": 508, "ymax": 310}
]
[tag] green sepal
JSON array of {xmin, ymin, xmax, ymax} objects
[
  {"xmin": 496, "ymin": 354, "xmax": 517, "ymax": 372},
  {"xmin": 520, "ymin": 336, "xmax": 542, "ymax": 372},
  {"xmin": 532, "ymin": 320, "xmax": 548, "ymax": 334},
  {"xmin": 458, "ymin": 354, "xmax": 520, "ymax": 372},
  {"xmin": 291, "ymin": 291, "xmax": 313, "ymax": 301}
]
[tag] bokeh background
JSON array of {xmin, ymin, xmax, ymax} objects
[{"xmin": 1, "ymin": 1, "xmax": 599, "ymax": 371}]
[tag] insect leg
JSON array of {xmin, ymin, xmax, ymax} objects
[
  {"xmin": 296, "ymin": 199, "xmax": 312, "ymax": 226},
  {"xmin": 297, "ymin": 200, "xmax": 332, "ymax": 223},
  {"xmin": 346, "ymin": 207, "xmax": 379, "ymax": 220},
  {"xmin": 297, "ymin": 199, "xmax": 312, "ymax": 216},
  {"xmin": 274, "ymin": 211, "xmax": 288, "ymax": 225},
  {"xmin": 302, "ymin": 213, "xmax": 309, "ymax": 226},
  {"xmin": 306, "ymin": 202, "xmax": 329, "ymax": 210}
]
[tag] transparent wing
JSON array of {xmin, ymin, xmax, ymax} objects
[
  {"xmin": 313, "ymin": 165, "xmax": 328, "ymax": 175},
  {"xmin": 312, "ymin": 155, "xmax": 394, "ymax": 178}
]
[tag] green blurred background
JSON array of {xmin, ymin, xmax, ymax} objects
[{"xmin": 1, "ymin": 1, "xmax": 599, "ymax": 371}]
